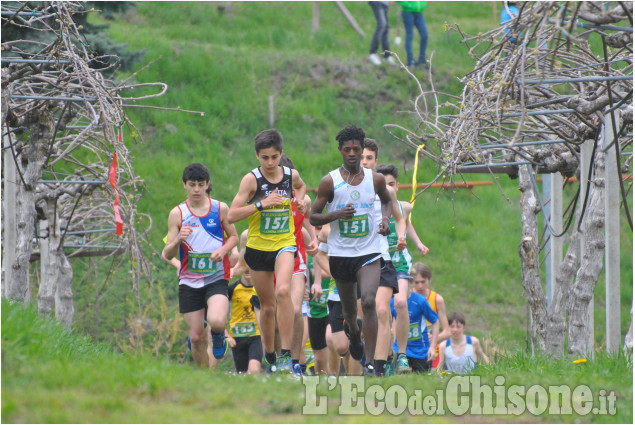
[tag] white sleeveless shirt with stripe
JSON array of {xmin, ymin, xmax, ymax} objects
[
  {"xmin": 325, "ymin": 168, "xmax": 381, "ymax": 257},
  {"xmin": 178, "ymin": 198, "xmax": 230, "ymax": 288},
  {"xmin": 445, "ymin": 335, "xmax": 476, "ymax": 374}
]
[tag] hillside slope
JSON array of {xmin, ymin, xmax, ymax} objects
[{"xmin": 71, "ymin": 1, "xmax": 634, "ymax": 353}]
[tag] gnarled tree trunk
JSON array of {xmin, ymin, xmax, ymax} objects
[{"xmin": 518, "ymin": 164, "xmax": 548, "ymax": 352}]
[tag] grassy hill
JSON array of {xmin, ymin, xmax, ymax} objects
[
  {"xmin": 67, "ymin": 2, "xmax": 632, "ymax": 357},
  {"xmin": 2, "ymin": 299, "xmax": 632, "ymax": 423}
]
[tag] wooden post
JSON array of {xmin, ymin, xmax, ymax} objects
[
  {"xmin": 2, "ymin": 134, "xmax": 17, "ymax": 298},
  {"xmin": 604, "ymin": 111, "xmax": 621, "ymax": 353},
  {"xmin": 312, "ymin": 1, "xmax": 320, "ymax": 33},
  {"xmin": 580, "ymin": 138, "xmax": 594, "ymax": 353},
  {"xmin": 268, "ymin": 95, "xmax": 275, "ymax": 127},
  {"xmin": 334, "ymin": 1, "xmax": 365, "ymax": 38}
]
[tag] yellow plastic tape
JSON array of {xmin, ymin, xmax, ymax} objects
[{"xmin": 410, "ymin": 144, "xmax": 425, "ymax": 207}]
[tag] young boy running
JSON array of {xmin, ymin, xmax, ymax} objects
[
  {"xmin": 310, "ymin": 125, "xmax": 393, "ymax": 376},
  {"xmin": 362, "ymin": 139, "xmax": 414, "ymax": 374},
  {"xmin": 390, "ymin": 277, "xmax": 439, "ymax": 373},
  {"xmin": 163, "ymin": 163, "xmax": 239, "ymax": 368},
  {"xmin": 228, "ymin": 129, "xmax": 307, "ymax": 373},
  {"xmin": 410, "ymin": 262, "xmax": 450, "ymax": 369},
  {"xmin": 436, "ymin": 312, "xmax": 490, "ymax": 374}
]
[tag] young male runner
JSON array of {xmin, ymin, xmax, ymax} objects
[
  {"xmin": 278, "ymin": 154, "xmax": 318, "ymax": 375},
  {"xmin": 228, "ymin": 129, "xmax": 307, "ymax": 373},
  {"xmin": 359, "ymin": 140, "xmax": 407, "ymax": 377},
  {"xmin": 361, "ymin": 140, "xmax": 429, "ymax": 374},
  {"xmin": 310, "ymin": 125, "xmax": 393, "ymax": 376},
  {"xmin": 163, "ymin": 163, "xmax": 239, "ymax": 368}
]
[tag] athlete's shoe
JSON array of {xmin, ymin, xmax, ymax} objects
[
  {"xmin": 277, "ymin": 353, "xmax": 293, "ymax": 373},
  {"xmin": 369, "ymin": 53, "xmax": 381, "ymax": 66},
  {"xmin": 292, "ymin": 363, "xmax": 303, "ymax": 375},
  {"xmin": 363, "ymin": 364, "xmax": 376, "ymax": 377},
  {"xmin": 396, "ymin": 353, "xmax": 411, "ymax": 374},
  {"xmin": 344, "ymin": 317, "xmax": 365, "ymax": 361},
  {"xmin": 211, "ymin": 333, "xmax": 229, "ymax": 359},
  {"xmin": 264, "ymin": 357, "xmax": 278, "ymax": 375},
  {"xmin": 385, "ymin": 356, "xmax": 395, "ymax": 377}
]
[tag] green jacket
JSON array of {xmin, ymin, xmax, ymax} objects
[{"xmin": 398, "ymin": 1, "xmax": 427, "ymax": 13}]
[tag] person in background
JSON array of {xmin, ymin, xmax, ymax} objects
[
  {"xmin": 368, "ymin": 1, "xmax": 396, "ymax": 66},
  {"xmin": 500, "ymin": 1, "xmax": 520, "ymax": 45},
  {"xmin": 410, "ymin": 262, "xmax": 449, "ymax": 370},
  {"xmin": 397, "ymin": 1, "xmax": 428, "ymax": 68},
  {"xmin": 436, "ymin": 311, "xmax": 490, "ymax": 374}
]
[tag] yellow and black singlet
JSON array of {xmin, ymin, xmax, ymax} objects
[
  {"xmin": 246, "ymin": 166, "xmax": 296, "ymax": 251},
  {"xmin": 228, "ymin": 280, "xmax": 260, "ymax": 338}
]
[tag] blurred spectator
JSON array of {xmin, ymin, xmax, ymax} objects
[
  {"xmin": 368, "ymin": 2, "xmax": 396, "ymax": 66},
  {"xmin": 397, "ymin": 1, "xmax": 428, "ymax": 67}
]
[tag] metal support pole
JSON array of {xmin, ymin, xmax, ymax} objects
[
  {"xmin": 2, "ymin": 134, "xmax": 17, "ymax": 297},
  {"xmin": 545, "ymin": 172, "xmax": 563, "ymax": 307},
  {"xmin": 604, "ymin": 112, "xmax": 621, "ymax": 353}
]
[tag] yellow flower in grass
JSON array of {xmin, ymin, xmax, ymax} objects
[{"xmin": 573, "ymin": 358, "xmax": 587, "ymax": 364}]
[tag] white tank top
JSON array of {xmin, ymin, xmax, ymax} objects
[
  {"xmin": 325, "ymin": 168, "xmax": 381, "ymax": 257},
  {"xmin": 445, "ymin": 336, "xmax": 476, "ymax": 374},
  {"xmin": 178, "ymin": 198, "xmax": 230, "ymax": 288}
]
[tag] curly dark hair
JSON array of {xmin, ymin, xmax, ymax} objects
[{"xmin": 335, "ymin": 125, "xmax": 365, "ymax": 149}]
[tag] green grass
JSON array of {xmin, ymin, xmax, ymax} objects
[{"xmin": 2, "ymin": 300, "xmax": 632, "ymax": 423}]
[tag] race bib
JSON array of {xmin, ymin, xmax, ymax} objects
[
  {"xmin": 231, "ymin": 321, "xmax": 257, "ymax": 337},
  {"xmin": 390, "ymin": 248, "xmax": 403, "ymax": 266},
  {"xmin": 188, "ymin": 252, "xmax": 217, "ymax": 274},
  {"xmin": 339, "ymin": 214, "xmax": 369, "ymax": 238},
  {"xmin": 408, "ymin": 322, "xmax": 422, "ymax": 341},
  {"xmin": 260, "ymin": 209, "xmax": 290, "ymax": 234}
]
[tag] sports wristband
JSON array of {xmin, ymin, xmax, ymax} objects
[
  {"xmin": 255, "ymin": 201, "xmax": 264, "ymax": 211},
  {"xmin": 382, "ymin": 216, "xmax": 390, "ymax": 222}
]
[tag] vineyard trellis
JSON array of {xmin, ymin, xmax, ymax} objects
[
  {"xmin": 1, "ymin": 1, "xmax": 201, "ymax": 343},
  {"xmin": 386, "ymin": 1, "xmax": 632, "ymax": 357}
]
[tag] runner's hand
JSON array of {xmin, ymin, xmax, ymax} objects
[
  {"xmin": 228, "ymin": 336, "xmax": 237, "ymax": 348},
  {"xmin": 306, "ymin": 239, "xmax": 319, "ymax": 256},
  {"xmin": 210, "ymin": 248, "xmax": 224, "ymax": 263},
  {"xmin": 396, "ymin": 236, "xmax": 407, "ymax": 251},
  {"xmin": 378, "ymin": 218, "xmax": 390, "ymax": 236},
  {"xmin": 417, "ymin": 242, "xmax": 430, "ymax": 256},
  {"xmin": 263, "ymin": 188, "xmax": 283, "ymax": 208},
  {"xmin": 177, "ymin": 225, "xmax": 193, "ymax": 242},
  {"xmin": 427, "ymin": 347, "xmax": 436, "ymax": 361},
  {"xmin": 294, "ymin": 197, "xmax": 307, "ymax": 215},
  {"xmin": 339, "ymin": 203, "xmax": 356, "ymax": 220},
  {"xmin": 311, "ymin": 282, "xmax": 323, "ymax": 299}
]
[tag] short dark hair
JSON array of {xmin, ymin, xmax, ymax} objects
[
  {"xmin": 255, "ymin": 129, "xmax": 283, "ymax": 153},
  {"xmin": 376, "ymin": 163, "xmax": 399, "ymax": 180},
  {"xmin": 336, "ymin": 125, "xmax": 365, "ymax": 149},
  {"xmin": 410, "ymin": 262, "xmax": 432, "ymax": 279},
  {"xmin": 182, "ymin": 163, "xmax": 210, "ymax": 183},
  {"xmin": 363, "ymin": 138, "xmax": 379, "ymax": 159},
  {"xmin": 279, "ymin": 153, "xmax": 295, "ymax": 169},
  {"xmin": 447, "ymin": 312, "xmax": 467, "ymax": 327}
]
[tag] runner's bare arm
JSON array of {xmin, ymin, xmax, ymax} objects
[
  {"xmin": 388, "ymin": 187, "xmax": 407, "ymax": 250},
  {"xmin": 310, "ymin": 174, "xmax": 347, "ymax": 226},
  {"xmin": 162, "ymin": 206, "xmax": 191, "ymax": 261},
  {"xmin": 374, "ymin": 172, "xmax": 392, "ymax": 236},
  {"xmin": 227, "ymin": 173, "xmax": 259, "ymax": 224},
  {"xmin": 210, "ymin": 202, "xmax": 239, "ymax": 263},
  {"xmin": 473, "ymin": 337, "xmax": 490, "ymax": 365},
  {"xmin": 402, "ymin": 201, "xmax": 429, "ymax": 256},
  {"xmin": 292, "ymin": 169, "xmax": 307, "ymax": 214}
]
